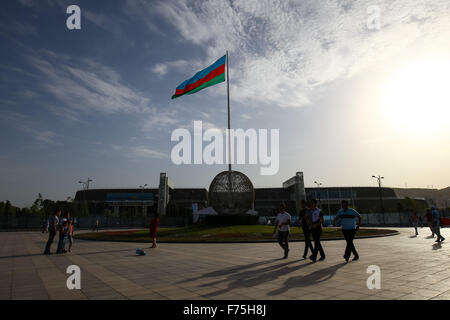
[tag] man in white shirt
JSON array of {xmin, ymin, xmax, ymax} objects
[{"xmin": 273, "ymin": 204, "xmax": 292, "ymax": 259}]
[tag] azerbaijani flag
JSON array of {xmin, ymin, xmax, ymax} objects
[{"xmin": 171, "ymin": 55, "xmax": 226, "ymax": 99}]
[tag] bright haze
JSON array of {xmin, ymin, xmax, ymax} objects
[{"xmin": 0, "ymin": 0, "xmax": 449, "ymax": 207}]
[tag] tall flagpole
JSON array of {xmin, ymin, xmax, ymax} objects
[
  {"xmin": 226, "ymin": 51, "xmax": 233, "ymax": 207},
  {"xmin": 226, "ymin": 50, "xmax": 232, "ymax": 173}
]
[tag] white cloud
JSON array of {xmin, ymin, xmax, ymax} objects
[
  {"xmin": 28, "ymin": 52, "xmax": 150, "ymax": 115},
  {"xmin": 152, "ymin": 60, "xmax": 190, "ymax": 76},
  {"xmin": 149, "ymin": 0, "xmax": 450, "ymax": 108},
  {"xmin": 0, "ymin": 111, "xmax": 61, "ymax": 146},
  {"xmin": 33, "ymin": 130, "xmax": 60, "ymax": 145},
  {"xmin": 140, "ymin": 108, "xmax": 180, "ymax": 132},
  {"xmin": 18, "ymin": 0, "xmax": 66, "ymax": 9},
  {"xmin": 129, "ymin": 146, "xmax": 168, "ymax": 159},
  {"xmin": 18, "ymin": 0, "xmax": 34, "ymax": 7},
  {"xmin": 152, "ymin": 63, "xmax": 168, "ymax": 76}
]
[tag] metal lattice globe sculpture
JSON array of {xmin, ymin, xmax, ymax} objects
[{"xmin": 209, "ymin": 171, "xmax": 254, "ymax": 215}]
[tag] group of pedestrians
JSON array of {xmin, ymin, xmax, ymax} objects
[
  {"xmin": 43, "ymin": 208, "xmax": 75, "ymax": 255},
  {"xmin": 273, "ymin": 199, "xmax": 361, "ymax": 263}
]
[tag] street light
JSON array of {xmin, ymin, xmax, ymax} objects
[
  {"xmin": 314, "ymin": 181, "xmax": 332, "ymax": 222},
  {"xmin": 139, "ymin": 184, "xmax": 148, "ymax": 217},
  {"xmin": 313, "ymin": 181, "xmax": 322, "ymax": 203},
  {"xmin": 372, "ymin": 175, "xmax": 385, "ymax": 225},
  {"xmin": 78, "ymin": 178, "xmax": 93, "ymax": 216},
  {"xmin": 78, "ymin": 178, "xmax": 93, "ymax": 190}
]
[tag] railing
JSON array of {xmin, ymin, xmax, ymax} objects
[{"xmin": 0, "ymin": 215, "xmax": 191, "ymax": 230}]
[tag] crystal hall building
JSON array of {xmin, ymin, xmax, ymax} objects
[{"xmin": 74, "ymin": 172, "xmax": 417, "ymax": 217}]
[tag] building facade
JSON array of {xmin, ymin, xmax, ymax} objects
[{"xmin": 74, "ymin": 172, "xmax": 425, "ymax": 218}]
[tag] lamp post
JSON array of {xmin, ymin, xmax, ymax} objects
[
  {"xmin": 314, "ymin": 181, "xmax": 322, "ymax": 204},
  {"xmin": 139, "ymin": 184, "xmax": 148, "ymax": 217},
  {"xmin": 372, "ymin": 175, "xmax": 385, "ymax": 225},
  {"xmin": 314, "ymin": 181, "xmax": 331, "ymax": 223},
  {"xmin": 139, "ymin": 184, "xmax": 148, "ymax": 190},
  {"xmin": 78, "ymin": 178, "xmax": 93, "ymax": 216}
]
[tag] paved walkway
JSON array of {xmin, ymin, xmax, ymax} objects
[{"xmin": 0, "ymin": 227, "xmax": 449, "ymax": 300}]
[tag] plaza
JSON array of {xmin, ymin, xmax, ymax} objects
[{"xmin": 1, "ymin": 227, "xmax": 450, "ymax": 300}]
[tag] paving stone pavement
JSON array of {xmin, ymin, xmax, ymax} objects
[{"xmin": 1, "ymin": 228, "xmax": 450, "ymax": 300}]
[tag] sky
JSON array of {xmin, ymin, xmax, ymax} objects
[{"xmin": 0, "ymin": 0, "xmax": 449, "ymax": 207}]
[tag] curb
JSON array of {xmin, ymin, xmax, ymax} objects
[{"xmin": 75, "ymin": 230, "xmax": 400, "ymax": 244}]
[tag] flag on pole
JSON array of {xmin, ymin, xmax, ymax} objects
[{"xmin": 171, "ymin": 55, "xmax": 226, "ymax": 99}]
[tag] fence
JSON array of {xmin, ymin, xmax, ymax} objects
[
  {"xmin": 258, "ymin": 211, "xmax": 450, "ymax": 227},
  {"xmin": 0, "ymin": 215, "xmax": 191, "ymax": 231},
  {"xmin": 2, "ymin": 211, "xmax": 449, "ymax": 230}
]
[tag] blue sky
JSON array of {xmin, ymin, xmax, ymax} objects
[{"xmin": 1, "ymin": 0, "xmax": 449, "ymax": 207}]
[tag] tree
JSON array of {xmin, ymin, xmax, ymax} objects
[
  {"xmin": 31, "ymin": 193, "xmax": 44, "ymax": 215},
  {"xmin": 4, "ymin": 201, "xmax": 14, "ymax": 216},
  {"xmin": 41, "ymin": 199, "xmax": 55, "ymax": 217},
  {"xmin": 401, "ymin": 197, "xmax": 427, "ymax": 213}
]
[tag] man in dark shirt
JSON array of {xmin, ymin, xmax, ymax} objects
[
  {"xmin": 44, "ymin": 208, "xmax": 61, "ymax": 255},
  {"xmin": 309, "ymin": 199, "xmax": 325, "ymax": 262},
  {"xmin": 299, "ymin": 200, "xmax": 313, "ymax": 259}
]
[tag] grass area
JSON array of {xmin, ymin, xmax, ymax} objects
[{"xmin": 75, "ymin": 225, "xmax": 397, "ymax": 242}]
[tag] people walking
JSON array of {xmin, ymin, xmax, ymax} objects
[
  {"xmin": 309, "ymin": 199, "xmax": 325, "ymax": 262},
  {"xmin": 44, "ymin": 209, "xmax": 61, "ymax": 255},
  {"xmin": 273, "ymin": 204, "xmax": 291, "ymax": 259},
  {"xmin": 410, "ymin": 211, "xmax": 419, "ymax": 236},
  {"xmin": 299, "ymin": 200, "xmax": 313, "ymax": 259},
  {"xmin": 432, "ymin": 207, "xmax": 445, "ymax": 244},
  {"xmin": 149, "ymin": 212, "xmax": 160, "ymax": 248},
  {"xmin": 333, "ymin": 200, "xmax": 361, "ymax": 262},
  {"xmin": 425, "ymin": 208, "xmax": 434, "ymax": 237}
]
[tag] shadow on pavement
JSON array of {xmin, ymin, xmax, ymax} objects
[
  {"xmin": 177, "ymin": 257, "xmax": 282, "ymax": 284},
  {"xmin": 268, "ymin": 262, "xmax": 347, "ymax": 296},
  {"xmin": 0, "ymin": 248, "xmax": 134, "ymax": 259},
  {"xmin": 181, "ymin": 258, "xmax": 315, "ymax": 298}
]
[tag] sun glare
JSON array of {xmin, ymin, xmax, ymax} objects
[{"xmin": 381, "ymin": 58, "xmax": 450, "ymax": 132}]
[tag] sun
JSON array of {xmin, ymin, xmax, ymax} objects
[{"xmin": 381, "ymin": 58, "xmax": 450, "ymax": 133}]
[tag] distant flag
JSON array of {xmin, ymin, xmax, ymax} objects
[{"xmin": 171, "ymin": 55, "xmax": 226, "ymax": 99}]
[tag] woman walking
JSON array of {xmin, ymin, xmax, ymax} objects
[
  {"xmin": 309, "ymin": 199, "xmax": 325, "ymax": 262},
  {"xmin": 149, "ymin": 213, "xmax": 160, "ymax": 248}
]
